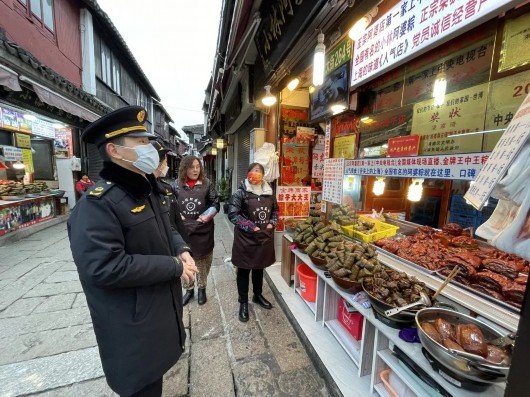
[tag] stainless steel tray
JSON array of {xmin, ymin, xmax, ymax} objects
[
  {"xmin": 1, "ymin": 195, "xmax": 25, "ymax": 201},
  {"xmin": 374, "ymin": 245, "xmax": 437, "ymax": 275},
  {"xmin": 434, "ymin": 269, "xmax": 521, "ymax": 313}
]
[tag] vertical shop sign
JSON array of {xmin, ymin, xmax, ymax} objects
[
  {"xmin": 412, "ymin": 83, "xmax": 489, "ymax": 155},
  {"xmin": 1, "ymin": 108, "xmax": 19, "ymax": 131},
  {"xmin": 324, "ymin": 119, "xmax": 331, "ymax": 159},
  {"xmin": 387, "ymin": 135, "xmax": 420, "ymax": 157},
  {"xmin": 333, "ymin": 134, "xmax": 357, "ymax": 159},
  {"xmin": 22, "ymin": 149, "xmax": 34, "ymax": 173},
  {"xmin": 282, "ymin": 143, "xmax": 310, "ymax": 186},
  {"xmin": 351, "ymin": 0, "xmax": 519, "ymax": 88},
  {"xmin": 465, "ymin": 91, "xmax": 530, "ymax": 210},
  {"xmin": 312, "ymin": 135, "xmax": 325, "ymax": 179},
  {"xmin": 484, "ymin": 70, "xmax": 530, "ymax": 151},
  {"xmin": 276, "ymin": 186, "xmax": 311, "ymax": 232},
  {"xmin": 322, "ymin": 158, "xmax": 345, "ymax": 205}
]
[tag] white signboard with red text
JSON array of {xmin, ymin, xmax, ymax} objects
[
  {"xmin": 344, "ymin": 153, "xmax": 490, "ymax": 180},
  {"xmin": 351, "ymin": 0, "xmax": 519, "ymax": 88},
  {"xmin": 323, "ymin": 158, "xmax": 345, "ymax": 205}
]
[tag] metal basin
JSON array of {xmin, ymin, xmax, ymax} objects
[{"xmin": 416, "ymin": 308, "xmax": 511, "ymax": 384}]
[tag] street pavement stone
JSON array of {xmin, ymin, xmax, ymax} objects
[
  {"xmin": 0, "ymin": 347, "xmax": 103, "ymax": 396},
  {"xmin": 0, "ymin": 297, "xmax": 46, "ymax": 319},
  {"xmin": 0, "ymin": 213, "xmax": 329, "ymax": 396},
  {"xmin": 0, "ymin": 323, "xmax": 96, "ymax": 366},
  {"xmin": 32, "ymin": 293, "xmax": 77, "ymax": 314},
  {"xmin": 189, "ymin": 337, "xmax": 234, "ymax": 397}
]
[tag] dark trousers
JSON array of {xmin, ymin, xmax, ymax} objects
[
  {"xmin": 123, "ymin": 378, "xmax": 162, "ymax": 397},
  {"xmin": 237, "ymin": 268, "xmax": 263, "ymax": 303}
]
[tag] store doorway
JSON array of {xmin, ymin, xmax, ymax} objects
[{"xmin": 31, "ymin": 139, "xmax": 55, "ymax": 180}]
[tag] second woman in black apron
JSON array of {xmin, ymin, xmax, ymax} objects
[
  {"xmin": 228, "ymin": 163, "xmax": 279, "ymax": 322},
  {"xmin": 172, "ymin": 156, "xmax": 219, "ymax": 305}
]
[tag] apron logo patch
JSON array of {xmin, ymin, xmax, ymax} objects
[
  {"xmin": 182, "ymin": 197, "xmax": 202, "ymax": 215},
  {"xmin": 131, "ymin": 205, "xmax": 146, "ymax": 213},
  {"xmin": 253, "ymin": 206, "xmax": 271, "ymax": 224}
]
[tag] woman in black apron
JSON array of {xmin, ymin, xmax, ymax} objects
[
  {"xmin": 172, "ymin": 156, "xmax": 220, "ymax": 306},
  {"xmin": 228, "ymin": 163, "xmax": 279, "ymax": 322}
]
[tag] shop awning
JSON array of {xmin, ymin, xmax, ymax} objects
[
  {"xmin": 20, "ymin": 76, "xmax": 100, "ymax": 122},
  {"xmin": 0, "ymin": 65, "xmax": 22, "ymax": 92}
]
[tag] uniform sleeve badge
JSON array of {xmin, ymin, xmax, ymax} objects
[{"xmin": 131, "ymin": 205, "xmax": 146, "ymax": 213}]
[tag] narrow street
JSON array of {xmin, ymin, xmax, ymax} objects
[{"xmin": 0, "ymin": 216, "xmax": 329, "ymax": 397}]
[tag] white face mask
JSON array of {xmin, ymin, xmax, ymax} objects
[
  {"xmin": 160, "ymin": 165, "xmax": 169, "ymax": 177},
  {"xmin": 115, "ymin": 143, "xmax": 160, "ymax": 174}
]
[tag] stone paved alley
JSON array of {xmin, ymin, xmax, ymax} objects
[{"xmin": 0, "ymin": 216, "xmax": 330, "ymax": 397}]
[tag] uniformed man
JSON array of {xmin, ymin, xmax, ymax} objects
[{"xmin": 68, "ymin": 106, "xmax": 197, "ymax": 397}]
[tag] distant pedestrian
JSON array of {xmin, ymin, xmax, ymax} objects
[
  {"xmin": 228, "ymin": 162, "xmax": 279, "ymax": 322},
  {"xmin": 75, "ymin": 174, "xmax": 95, "ymax": 194},
  {"xmin": 171, "ymin": 155, "xmax": 219, "ymax": 306},
  {"xmin": 68, "ymin": 106, "xmax": 197, "ymax": 397}
]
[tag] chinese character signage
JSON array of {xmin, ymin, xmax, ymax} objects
[
  {"xmin": 412, "ymin": 83, "xmax": 488, "ymax": 155},
  {"xmin": 322, "ymin": 158, "xmax": 345, "ymax": 205},
  {"xmin": 31, "ymin": 118, "xmax": 55, "ymax": 139},
  {"xmin": 15, "ymin": 133, "xmax": 31, "ymax": 149},
  {"xmin": 276, "ymin": 186, "xmax": 311, "ymax": 232},
  {"xmin": 325, "ymin": 37, "xmax": 352, "ymax": 75},
  {"xmin": 22, "ymin": 149, "xmax": 34, "ymax": 173},
  {"xmin": 281, "ymin": 143, "xmax": 309, "ymax": 186},
  {"xmin": 388, "ymin": 135, "xmax": 420, "ymax": 157},
  {"xmin": 484, "ymin": 70, "xmax": 530, "ymax": 151},
  {"xmin": 1, "ymin": 108, "xmax": 18, "ymax": 131},
  {"xmin": 498, "ymin": 12, "xmax": 530, "ymax": 72},
  {"xmin": 1, "ymin": 146, "xmax": 23, "ymax": 161},
  {"xmin": 17, "ymin": 113, "xmax": 32, "ymax": 133},
  {"xmin": 324, "ymin": 119, "xmax": 331, "ymax": 159},
  {"xmin": 54, "ymin": 128, "xmax": 73, "ymax": 159},
  {"xmin": 344, "ymin": 153, "xmax": 490, "ymax": 181},
  {"xmin": 333, "ymin": 134, "xmax": 356, "ymax": 159},
  {"xmin": 312, "ymin": 135, "xmax": 325, "ymax": 179},
  {"xmin": 351, "ymin": 0, "xmax": 519, "ymax": 88},
  {"xmin": 465, "ymin": 91, "xmax": 530, "ymax": 210},
  {"xmin": 280, "ymin": 106, "xmax": 309, "ymax": 144},
  {"xmin": 359, "ymin": 106, "xmax": 413, "ymax": 149}
]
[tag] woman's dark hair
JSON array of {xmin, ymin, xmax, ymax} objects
[
  {"xmin": 247, "ymin": 162, "xmax": 264, "ymax": 174},
  {"xmin": 179, "ymin": 155, "xmax": 204, "ymax": 185}
]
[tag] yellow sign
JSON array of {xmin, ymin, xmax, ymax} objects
[
  {"xmin": 498, "ymin": 13, "xmax": 530, "ymax": 72},
  {"xmin": 412, "ymin": 83, "xmax": 489, "ymax": 155},
  {"xmin": 484, "ymin": 70, "xmax": 530, "ymax": 151},
  {"xmin": 15, "ymin": 133, "xmax": 31, "ymax": 148},
  {"xmin": 333, "ymin": 134, "xmax": 356, "ymax": 159},
  {"xmin": 22, "ymin": 149, "xmax": 34, "ymax": 173}
]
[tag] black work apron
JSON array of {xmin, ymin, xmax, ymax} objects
[
  {"xmin": 232, "ymin": 194, "xmax": 276, "ymax": 270},
  {"xmin": 177, "ymin": 183, "xmax": 214, "ymax": 258}
]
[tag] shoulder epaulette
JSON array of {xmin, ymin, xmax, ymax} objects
[{"xmin": 86, "ymin": 180, "xmax": 115, "ymax": 199}]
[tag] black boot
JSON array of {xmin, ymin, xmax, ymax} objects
[
  {"xmin": 198, "ymin": 288, "xmax": 207, "ymax": 305},
  {"xmin": 239, "ymin": 303, "xmax": 249, "ymax": 322},
  {"xmin": 252, "ymin": 294, "xmax": 273, "ymax": 309},
  {"xmin": 182, "ymin": 289, "xmax": 194, "ymax": 306}
]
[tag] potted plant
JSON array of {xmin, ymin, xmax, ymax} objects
[{"xmin": 217, "ymin": 178, "xmax": 231, "ymax": 214}]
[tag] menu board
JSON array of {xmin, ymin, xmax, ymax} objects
[
  {"xmin": 322, "ymin": 158, "xmax": 345, "ymax": 205},
  {"xmin": 276, "ymin": 186, "xmax": 311, "ymax": 232},
  {"xmin": 1, "ymin": 146, "xmax": 23, "ymax": 161},
  {"xmin": 465, "ymin": 91, "xmax": 530, "ymax": 210},
  {"xmin": 31, "ymin": 118, "xmax": 55, "ymax": 139}
]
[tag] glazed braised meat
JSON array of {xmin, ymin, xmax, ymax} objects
[
  {"xmin": 434, "ymin": 318, "xmax": 455, "ymax": 340},
  {"xmin": 422, "ymin": 322, "xmax": 443, "ymax": 344},
  {"xmin": 482, "ymin": 258, "xmax": 524, "ymax": 279},
  {"xmin": 443, "ymin": 339, "xmax": 465, "ymax": 352},
  {"xmin": 473, "ymin": 271, "xmax": 512, "ymax": 292},
  {"xmin": 439, "ymin": 266, "xmax": 471, "ymax": 285},
  {"xmin": 486, "ymin": 345, "xmax": 509, "ymax": 364},
  {"xmin": 502, "ymin": 282, "xmax": 526, "ymax": 304},
  {"xmin": 470, "ymin": 285, "xmax": 506, "ymax": 301},
  {"xmin": 455, "ymin": 324, "xmax": 488, "ymax": 357},
  {"xmin": 514, "ymin": 275, "xmax": 528, "ymax": 285},
  {"xmin": 442, "ymin": 223, "xmax": 463, "ymax": 236}
]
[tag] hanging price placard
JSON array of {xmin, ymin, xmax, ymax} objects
[{"xmin": 322, "ymin": 158, "xmax": 345, "ymax": 205}]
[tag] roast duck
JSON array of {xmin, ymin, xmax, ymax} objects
[
  {"xmin": 375, "ymin": 223, "xmax": 529, "ymax": 309},
  {"xmin": 420, "ymin": 318, "xmax": 509, "ymax": 365}
]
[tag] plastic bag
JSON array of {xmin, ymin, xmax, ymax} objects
[{"xmin": 254, "ymin": 143, "xmax": 280, "ymax": 182}]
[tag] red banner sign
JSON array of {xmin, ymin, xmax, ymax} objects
[{"xmin": 387, "ymin": 135, "xmax": 421, "ymax": 157}]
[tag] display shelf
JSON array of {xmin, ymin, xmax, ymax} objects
[
  {"xmin": 373, "ymin": 382, "xmax": 391, "ymax": 397},
  {"xmin": 295, "ymin": 287, "xmax": 316, "ymax": 314},
  {"xmin": 375, "ymin": 248, "xmax": 519, "ymax": 332},
  {"xmin": 377, "ymin": 349, "xmax": 431, "ymax": 397},
  {"xmin": 324, "ymin": 319, "xmax": 361, "ymax": 366}
]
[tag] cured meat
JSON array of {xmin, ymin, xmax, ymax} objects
[
  {"xmin": 442, "ymin": 223, "xmax": 463, "ymax": 236},
  {"xmin": 439, "ymin": 266, "xmax": 471, "ymax": 285},
  {"xmin": 473, "ymin": 271, "xmax": 512, "ymax": 292},
  {"xmin": 482, "ymin": 258, "xmax": 523, "ymax": 279},
  {"xmin": 434, "ymin": 318, "xmax": 455, "ymax": 340},
  {"xmin": 486, "ymin": 345, "xmax": 509, "ymax": 364},
  {"xmin": 455, "ymin": 324, "xmax": 488, "ymax": 357},
  {"xmin": 444, "ymin": 257, "xmax": 477, "ymax": 277},
  {"xmin": 502, "ymin": 282, "xmax": 526, "ymax": 304},
  {"xmin": 469, "ymin": 284, "xmax": 505, "ymax": 301},
  {"xmin": 443, "ymin": 339, "xmax": 465, "ymax": 352},
  {"xmin": 421, "ymin": 322, "xmax": 443, "ymax": 344},
  {"xmin": 514, "ymin": 275, "xmax": 528, "ymax": 285}
]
